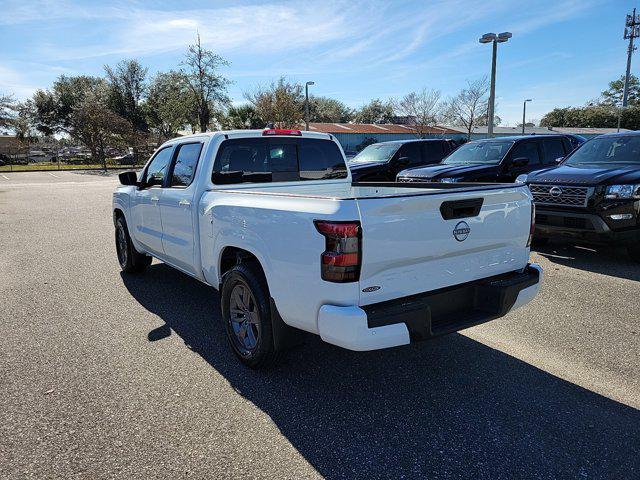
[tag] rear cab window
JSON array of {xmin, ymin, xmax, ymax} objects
[{"xmin": 212, "ymin": 137, "xmax": 348, "ymax": 184}]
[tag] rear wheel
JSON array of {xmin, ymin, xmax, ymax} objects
[
  {"xmin": 115, "ymin": 216, "xmax": 152, "ymax": 273},
  {"xmin": 221, "ymin": 262, "xmax": 278, "ymax": 369}
]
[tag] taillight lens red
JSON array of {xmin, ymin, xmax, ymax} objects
[
  {"xmin": 314, "ymin": 220, "xmax": 361, "ymax": 282},
  {"xmin": 526, "ymin": 202, "xmax": 535, "ymax": 247},
  {"xmin": 262, "ymin": 129, "xmax": 302, "ymax": 136}
]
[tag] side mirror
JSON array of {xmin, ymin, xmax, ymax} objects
[
  {"xmin": 396, "ymin": 156, "xmax": 411, "ymax": 165},
  {"xmin": 119, "ymin": 171, "xmax": 138, "ymax": 186},
  {"xmin": 511, "ymin": 157, "xmax": 529, "ymax": 167},
  {"xmin": 555, "ymin": 156, "xmax": 565, "ymax": 164}
]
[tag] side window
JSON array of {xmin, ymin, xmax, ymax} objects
[
  {"xmin": 421, "ymin": 141, "xmax": 446, "ymax": 162},
  {"xmin": 298, "ymin": 139, "xmax": 348, "ymax": 180},
  {"xmin": 541, "ymin": 138, "xmax": 566, "ymax": 164},
  {"xmin": 170, "ymin": 143, "xmax": 203, "ymax": 187},
  {"xmin": 509, "ymin": 141, "xmax": 541, "ymax": 166},
  {"xmin": 143, "ymin": 147, "xmax": 173, "ymax": 186},
  {"xmin": 399, "ymin": 142, "xmax": 422, "ymax": 165}
]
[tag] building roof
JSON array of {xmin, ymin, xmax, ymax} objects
[
  {"xmin": 550, "ymin": 127, "xmax": 633, "ymax": 135},
  {"xmin": 306, "ymin": 123, "xmax": 459, "ymax": 135}
]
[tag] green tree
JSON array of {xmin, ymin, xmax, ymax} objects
[
  {"xmin": 105, "ymin": 59, "xmax": 149, "ymax": 162},
  {"xmin": 600, "ymin": 74, "xmax": 640, "ymax": 106},
  {"xmin": 146, "ymin": 71, "xmax": 193, "ymax": 144},
  {"xmin": 32, "ymin": 75, "xmax": 128, "ymax": 169},
  {"xmin": 353, "ymin": 99, "xmax": 394, "ymax": 124},
  {"xmin": 245, "ymin": 77, "xmax": 304, "ymax": 128},
  {"xmin": 181, "ymin": 34, "xmax": 231, "ymax": 132},
  {"xmin": 220, "ymin": 104, "xmax": 264, "ymax": 129},
  {"xmin": 0, "ymin": 93, "xmax": 15, "ymax": 132},
  {"xmin": 309, "ymin": 96, "xmax": 353, "ymax": 123}
]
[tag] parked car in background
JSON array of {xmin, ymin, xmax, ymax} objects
[
  {"xmin": 348, "ymin": 139, "xmax": 458, "ymax": 181},
  {"xmin": 397, "ymin": 135, "xmax": 576, "ymax": 184},
  {"xmin": 113, "ymin": 129, "xmax": 541, "ymax": 368},
  {"xmin": 519, "ymin": 131, "xmax": 640, "ymax": 261},
  {"xmin": 564, "ymin": 133, "xmax": 587, "ymax": 151},
  {"xmin": 343, "ymin": 149, "xmax": 358, "ymax": 160}
]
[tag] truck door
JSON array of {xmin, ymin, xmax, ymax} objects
[
  {"xmin": 130, "ymin": 146, "xmax": 173, "ymax": 255},
  {"xmin": 159, "ymin": 142, "xmax": 204, "ymax": 275}
]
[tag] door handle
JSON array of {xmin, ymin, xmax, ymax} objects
[
  {"xmin": 179, "ymin": 199, "xmax": 191, "ymax": 207},
  {"xmin": 150, "ymin": 196, "xmax": 160, "ymax": 203}
]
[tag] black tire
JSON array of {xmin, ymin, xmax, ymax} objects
[
  {"xmin": 115, "ymin": 216, "xmax": 152, "ymax": 273},
  {"xmin": 627, "ymin": 244, "xmax": 640, "ymax": 262},
  {"xmin": 221, "ymin": 262, "xmax": 278, "ymax": 369}
]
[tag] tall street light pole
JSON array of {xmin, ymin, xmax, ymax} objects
[
  {"xmin": 305, "ymin": 81, "xmax": 315, "ymax": 131},
  {"xmin": 618, "ymin": 9, "xmax": 640, "ymax": 131},
  {"xmin": 522, "ymin": 99, "xmax": 532, "ymax": 134},
  {"xmin": 479, "ymin": 32, "xmax": 512, "ymax": 137}
]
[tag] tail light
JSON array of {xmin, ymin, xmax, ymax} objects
[
  {"xmin": 314, "ymin": 220, "xmax": 361, "ymax": 282},
  {"xmin": 526, "ymin": 202, "xmax": 535, "ymax": 247},
  {"xmin": 262, "ymin": 129, "xmax": 302, "ymax": 136}
]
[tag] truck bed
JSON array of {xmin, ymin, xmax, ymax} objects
[{"xmin": 211, "ymin": 181, "xmax": 523, "ymax": 200}]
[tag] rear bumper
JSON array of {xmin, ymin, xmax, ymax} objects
[
  {"xmin": 317, "ymin": 264, "xmax": 542, "ymax": 351},
  {"xmin": 535, "ymin": 210, "xmax": 640, "ymax": 245}
]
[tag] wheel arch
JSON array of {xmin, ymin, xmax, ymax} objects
[{"xmin": 218, "ymin": 246, "xmax": 269, "ymax": 290}]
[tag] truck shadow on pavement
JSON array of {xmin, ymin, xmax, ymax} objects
[
  {"xmin": 534, "ymin": 242, "xmax": 640, "ymax": 282},
  {"xmin": 122, "ymin": 264, "xmax": 640, "ymax": 479}
]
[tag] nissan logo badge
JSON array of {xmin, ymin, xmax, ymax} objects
[
  {"xmin": 453, "ymin": 221, "xmax": 471, "ymax": 242},
  {"xmin": 549, "ymin": 186, "xmax": 563, "ymax": 197}
]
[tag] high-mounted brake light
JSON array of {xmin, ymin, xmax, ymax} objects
[
  {"xmin": 314, "ymin": 220, "xmax": 361, "ymax": 283},
  {"xmin": 262, "ymin": 129, "xmax": 302, "ymax": 136},
  {"xmin": 526, "ymin": 203, "xmax": 535, "ymax": 248}
]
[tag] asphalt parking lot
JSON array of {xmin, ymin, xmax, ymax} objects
[{"xmin": 1, "ymin": 171, "xmax": 639, "ymax": 479}]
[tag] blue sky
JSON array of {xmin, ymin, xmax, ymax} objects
[{"xmin": 0, "ymin": 0, "xmax": 636, "ymax": 125}]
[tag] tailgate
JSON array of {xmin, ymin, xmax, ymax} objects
[{"xmin": 356, "ymin": 186, "xmax": 532, "ymax": 305}]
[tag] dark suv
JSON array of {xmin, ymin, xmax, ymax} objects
[
  {"xmin": 523, "ymin": 131, "xmax": 640, "ymax": 261},
  {"xmin": 348, "ymin": 139, "xmax": 458, "ymax": 181},
  {"xmin": 397, "ymin": 135, "xmax": 577, "ymax": 183}
]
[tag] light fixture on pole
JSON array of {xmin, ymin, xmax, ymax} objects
[
  {"xmin": 305, "ymin": 81, "xmax": 315, "ymax": 131},
  {"xmin": 522, "ymin": 99, "xmax": 532, "ymax": 134},
  {"xmin": 479, "ymin": 32, "xmax": 512, "ymax": 137}
]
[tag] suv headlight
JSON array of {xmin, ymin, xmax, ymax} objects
[
  {"xmin": 439, "ymin": 177, "xmax": 461, "ymax": 183},
  {"xmin": 515, "ymin": 174, "xmax": 528, "ymax": 183},
  {"xmin": 605, "ymin": 184, "xmax": 640, "ymax": 199}
]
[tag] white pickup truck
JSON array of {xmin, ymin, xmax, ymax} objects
[{"xmin": 113, "ymin": 129, "xmax": 542, "ymax": 368}]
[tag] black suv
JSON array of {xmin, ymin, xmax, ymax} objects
[
  {"xmin": 397, "ymin": 135, "xmax": 578, "ymax": 183},
  {"xmin": 348, "ymin": 139, "xmax": 458, "ymax": 181},
  {"xmin": 523, "ymin": 131, "xmax": 640, "ymax": 261}
]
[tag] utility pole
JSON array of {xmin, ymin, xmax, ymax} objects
[
  {"xmin": 305, "ymin": 81, "xmax": 315, "ymax": 131},
  {"xmin": 522, "ymin": 99, "xmax": 532, "ymax": 134},
  {"xmin": 618, "ymin": 9, "xmax": 640, "ymax": 131},
  {"xmin": 479, "ymin": 32, "xmax": 512, "ymax": 138}
]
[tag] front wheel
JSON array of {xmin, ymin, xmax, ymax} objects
[
  {"xmin": 221, "ymin": 263, "xmax": 278, "ymax": 369},
  {"xmin": 115, "ymin": 216, "xmax": 152, "ymax": 273}
]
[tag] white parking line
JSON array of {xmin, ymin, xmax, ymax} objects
[
  {"xmin": 47, "ymin": 172, "xmax": 60, "ymax": 178},
  {"xmin": 0, "ymin": 174, "xmax": 9, "ymax": 180}
]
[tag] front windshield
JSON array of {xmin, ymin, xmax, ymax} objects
[
  {"xmin": 565, "ymin": 136, "xmax": 640, "ymax": 166},
  {"xmin": 442, "ymin": 140, "xmax": 514, "ymax": 165},
  {"xmin": 349, "ymin": 143, "xmax": 400, "ymax": 164}
]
